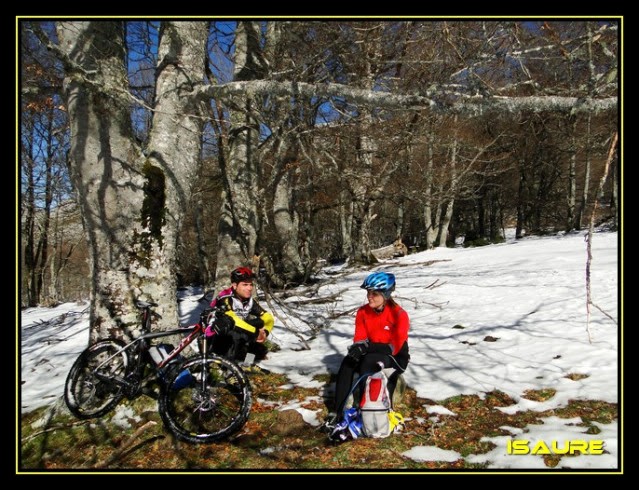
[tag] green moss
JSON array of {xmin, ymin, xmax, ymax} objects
[{"xmin": 141, "ymin": 161, "xmax": 166, "ymax": 247}]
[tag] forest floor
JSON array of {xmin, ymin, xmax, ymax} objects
[{"xmin": 19, "ymin": 369, "xmax": 617, "ymax": 473}]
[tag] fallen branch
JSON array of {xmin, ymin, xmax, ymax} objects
[
  {"xmin": 280, "ymin": 288, "xmax": 347, "ymax": 306},
  {"xmin": 425, "ymin": 278, "xmax": 446, "ymax": 290},
  {"xmin": 93, "ymin": 420, "xmax": 158, "ymax": 469},
  {"xmin": 21, "ymin": 419, "xmax": 93, "ymax": 443},
  {"xmin": 390, "ymin": 259, "xmax": 452, "ymax": 269},
  {"xmin": 591, "ymin": 302, "xmax": 618, "ymax": 324},
  {"xmin": 329, "ymin": 305, "xmax": 360, "ymax": 319},
  {"xmin": 260, "ymin": 287, "xmax": 312, "ymax": 350}
]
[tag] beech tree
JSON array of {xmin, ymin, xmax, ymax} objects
[
  {"xmin": 20, "ymin": 19, "xmax": 617, "ymax": 340},
  {"xmin": 54, "ymin": 21, "xmax": 208, "ymax": 337}
]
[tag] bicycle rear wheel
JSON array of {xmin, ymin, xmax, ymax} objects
[
  {"xmin": 64, "ymin": 339, "xmax": 129, "ymax": 419},
  {"xmin": 158, "ymin": 354, "xmax": 252, "ymax": 444}
]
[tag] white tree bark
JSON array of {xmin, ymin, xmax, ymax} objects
[
  {"xmin": 424, "ymin": 130, "xmax": 439, "ymax": 249},
  {"xmin": 567, "ymin": 117, "xmax": 577, "ymax": 231},
  {"xmin": 143, "ymin": 21, "xmax": 209, "ymax": 329},
  {"xmin": 215, "ymin": 21, "xmax": 264, "ymax": 284},
  {"xmin": 57, "ymin": 21, "xmax": 208, "ymax": 339},
  {"xmin": 352, "ymin": 129, "xmax": 375, "ymax": 263},
  {"xmin": 438, "ymin": 127, "xmax": 458, "ymax": 247},
  {"xmin": 198, "ymin": 80, "xmax": 617, "ymax": 115},
  {"xmin": 273, "ymin": 168, "xmax": 304, "ymax": 279},
  {"xmin": 576, "ymin": 113, "xmax": 592, "ymax": 231},
  {"xmin": 57, "ymin": 21, "xmax": 146, "ymax": 339}
]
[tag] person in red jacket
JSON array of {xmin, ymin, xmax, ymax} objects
[{"xmin": 331, "ymin": 271, "xmax": 410, "ymax": 423}]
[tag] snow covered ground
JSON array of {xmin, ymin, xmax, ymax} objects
[{"xmin": 20, "ymin": 228, "xmax": 620, "ymax": 469}]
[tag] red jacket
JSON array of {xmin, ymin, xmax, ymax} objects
[{"xmin": 353, "ymin": 303, "xmax": 409, "ymax": 356}]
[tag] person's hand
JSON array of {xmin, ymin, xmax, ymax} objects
[
  {"xmin": 256, "ymin": 329, "xmax": 268, "ymax": 343},
  {"xmin": 200, "ymin": 308, "xmax": 213, "ymax": 326},
  {"xmin": 347, "ymin": 341, "xmax": 368, "ymax": 362},
  {"xmin": 211, "ymin": 314, "xmax": 234, "ymax": 336}
]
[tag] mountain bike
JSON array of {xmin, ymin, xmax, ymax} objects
[{"xmin": 63, "ymin": 299, "xmax": 252, "ymax": 444}]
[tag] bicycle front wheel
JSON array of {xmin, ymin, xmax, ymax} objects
[
  {"xmin": 158, "ymin": 354, "xmax": 252, "ymax": 444},
  {"xmin": 64, "ymin": 339, "xmax": 129, "ymax": 419}
]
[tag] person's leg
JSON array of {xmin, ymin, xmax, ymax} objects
[
  {"xmin": 386, "ymin": 342, "xmax": 410, "ymax": 404},
  {"xmin": 333, "ymin": 356, "xmax": 359, "ymax": 418},
  {"xmin": 210, "ymin": 334, "xmax": 232, "ymax": 358},
  {"xmin": 229, "ymin": 331, "xmax": 249, "ymax": 362},
  {"xmin": 247, "ymin": 340, "xmax": 268, "ymax": 362},
  {"xmin": 354, "ymin": 352, "xmax": 393, "ymax": 405},
  {"xmin": 358, "ymin": 352, "xmax": 391, "ymax": 374}
]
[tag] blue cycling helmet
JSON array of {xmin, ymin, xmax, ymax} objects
[{"xmin": 361, "ymin": 272, "xmax": 396, "ymax": 298}]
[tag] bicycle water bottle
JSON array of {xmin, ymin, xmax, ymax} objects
[
  {"xmin": 172, "ymin": 369, "xmax": 195, "ymax": 390},
  {"xmin": 149, "ymin": 344, "xmax": 193, "ymax": 389},
  {"xmin": 149, "ymin": 343, "xmax": 172, "ymax": 365}
]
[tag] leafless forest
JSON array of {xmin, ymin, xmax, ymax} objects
[{"xmin": 20, "ymin": 20, "xmax": 619, "ymax": 338}]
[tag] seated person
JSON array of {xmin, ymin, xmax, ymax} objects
[
  {"xmin": 205, "ymin": 267, "xmax": 274, "ymax": 363},
  {"xmin": 331, "ymin": 272, "xmax": 410, "ymax": 422}
]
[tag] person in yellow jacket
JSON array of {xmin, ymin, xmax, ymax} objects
[{"xmin": 205, "ymin": 267, "xmax": 274, "ymax": 363}]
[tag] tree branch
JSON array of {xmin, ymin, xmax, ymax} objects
[
  {"xmin": 585, "ymin": 131, "xmax": 617, "ymax": 343},
  {"xmin": 197, "ymin": 80, "xmax": 617, "ymax": 115},
  {"xmin": 41, "ymin": 23, "xmax": 617, "ymax": 120},
  {"xmin": 93, "ymin": 420, "xmax": 159, "ymax": 468}
]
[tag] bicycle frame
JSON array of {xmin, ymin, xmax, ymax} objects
[
  {"xmin": 92, "ymin": 310, "xmax": 209, "ymax": 395},
  {"xmin": 142, "ymin": 325, "xmax": 205, "ymax": 369}
]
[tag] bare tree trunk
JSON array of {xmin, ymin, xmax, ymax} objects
[
  {"xmin": 396, "ymin": 138, "xmax": 413, "ymax": 242},
  {"xmin": 339, "ymin": 190, "xmax": 353, "ymax": 259},
  {"xmin": 46, "ymin": 209, "xmax": 68, "ymax": 305},
  {"xmin": 489, "ymin": 191, "xmax": 501, "ymax": 241},
  {"xmin": 585, "ymin": 131, "xmax": 617, "ymax": 343},
  {"xmin": 37, "ymin": 113, "xmax": 54, "ymax": 304},
  {"xmin": 423, "ymin": 129, "xmax": 440, "ymax": 249},
  {"xmin": 193, "ymin": 192, "xmax": 211, "ymax": 287},
  {"xmin": 22, "ymin": 106, "xmax": 55, "ymax": 306},
  {"xmin": 215, "ymin": 21, "xmax": 265, "ymax": 283},
  {"xmin": 396, "ymin": 203, "xmax": 404, "ymax": 241},
  {"xmin": 57, "ymin": 21, "xmax": 144, "ymax": 339},
  {"xmin": 23, "ymin": 131, "xmax": 38, "ymax": 306},
  {"xmin": 576, "ymin": 23, "xmax": 598, "ymax": 231},
  {"xmin": 349, "ymin": 24, "xmax": 386, "ymax": 265},
  {"xmin": 273, "ymin": 166, "xmax": 304, "ymax": 280},
  {"xmin": 515, "ymin": 160, "xmax": 526, "ymax": 239},
  {"xmin": 566, "ymin": 116, "xmax": 577, "ymax": 232},
  {"xmin": 576, "ymin": 113, "xmax": 592, "ymax": 230},
  {"xmin": 48, "ymin": 245, "xmax": 58, "ymax": 305},
  {"xmin": 611, "ymin": 158, "xmax": 618, "ymax": 228},
  {"xmin": 57, "ymin": 21, "xmax": 207, "ymax": 339},
  {"xmin": 352, "ymin": 129, "xmax": 375, "ymax": 263},
  {"xmin": 438, "ymin": 131, "xmax": 458, "ymax": 247},
  {"xmin": 265, "ymin": 22, "xmax": 304, "ymax": 282},
  {"xmin": 143, "ymin": 21, "xmax": 208, "ymax": 328},
  {"xmin": 477, "ymin": 195, "xmax": 486, "ymax": 238}
]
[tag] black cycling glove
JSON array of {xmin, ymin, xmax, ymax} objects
[{"xmin": 347, "ymin": 341, "xmax": 369, "ymax": 363}]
